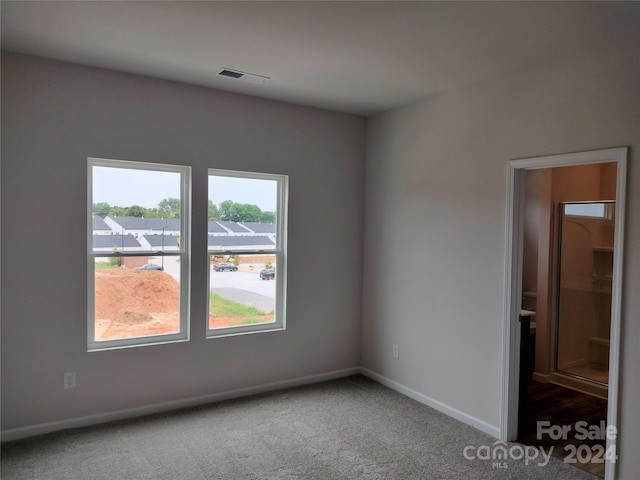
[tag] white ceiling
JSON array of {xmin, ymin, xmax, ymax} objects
[{"xmin": 2, "ymin": 1, "xmax": 639, "ymax": 116}]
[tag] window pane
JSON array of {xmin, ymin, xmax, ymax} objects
[
  {"xmin": 94, "ymin": 255, "xmax": 181, "ymax": 341},
  {"xmin": 208, "ymin": 174, "xmax": 278, "ymax": 250},
  {"xmin": 92, "ymin": 165, "xmax": 182, "ymax": 252},
  {"xmin": 564, "ymin": 203, "xmax": 605, "ymax": 218},
  {"xmin": 207, "ymin": 169, "xmax": 286, "ymax": 336},
  {"xmin": 89, "ymin": 158, "xmax": 189, "ymax": 349},
  {"xmin": 209, "ymin": 254, "xmax": 276, "ymax": 329}
]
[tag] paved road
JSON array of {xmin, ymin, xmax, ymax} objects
[
  {"xmin": 210, "ymin": 269, "xmax": 276, "ymax": 298},
  {"xmin": 211, "ymin": 287, "xmax": 274, "ymax": 313},
  {"xmin": 157, "ymin": 259, "xmax": 276, "ymax": 312},
  {"xmin": 210, "ymin": 268, "xmax": 276, "ymax": 313}
]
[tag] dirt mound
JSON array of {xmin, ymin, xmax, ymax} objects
[{"xmin": 95, "ymin": 269, "xmax": 180, "ymax": 340}]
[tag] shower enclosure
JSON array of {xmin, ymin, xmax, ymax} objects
[{"xmin": 555, "ymin": 201, "xmax": 614, "ymax": 388}]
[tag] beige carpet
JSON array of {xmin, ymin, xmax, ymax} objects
[{"xmin": 1, "ymin": 375, "xmax": 597, "ymax": 479}]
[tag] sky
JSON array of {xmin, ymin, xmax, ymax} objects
[
  {"xmin": 93, "ymin": 166, "xmax": 277, "ymax": 211},
  {"xmin": 208, "ymin": 175, "xmax": 277, "ymax": 211}
]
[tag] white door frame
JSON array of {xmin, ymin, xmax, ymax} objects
[{"xmin": 501, "ymin": 147, "xmax": 627, "ymax": 480}]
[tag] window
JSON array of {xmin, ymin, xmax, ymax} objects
[
  {"xmin": 207, "ymin": 169, "xmax": 288, "ymax": 336},
  {"xmin": 563, "ymin": 201, "xmax": 614, "ymax": 219},
  {"xmin": 88, "ymin": 158, "xmax": 190, "ymax": 350},
  {"xmin": 88, "ymin": 160, "xmax": 285, "ymax": 348}
]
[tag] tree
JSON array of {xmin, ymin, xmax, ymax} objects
[
  {"xmin": 218, "ymin": 200, "xmax": 236, "ymax": 221},
  {"xmin": 218, "ymin": 200, "xmax": 272, "ymax": 223},
  {"xmin": 243, "ymin": 204, "xmax": 262, "ymax": 222},
  {"xmin": 158, "ymin": 198, "xmax": 181, "ymax": 218},
  {"xmin": 92, "ymin": 202, "xmax": 111, "ymax": 218},
  {"xmin": 259, "ymin": 211, "xmax": 276, "ymax": 223},
  {"xmin": 108, "ymin": 206, "xmax": 128, "ymax": 217},
  {"xmin": 125, "ymin": 205, "xmax": 146, "ymax": 217},
  {"xmin": 208, "ymin": 200, "xmax": 220, "ymax": 220},
  {"xmin": 109, "ymin": 247, "xmax": 122, "ymax": 267}
]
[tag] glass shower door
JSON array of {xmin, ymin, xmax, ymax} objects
[{"xmin": 555, "ymin": 201, "xmax": 614, "ymax": 386}]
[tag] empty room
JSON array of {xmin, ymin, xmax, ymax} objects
[{"xmin": 2, "ymin": 2, "xmax": 639, "ymax": 479}]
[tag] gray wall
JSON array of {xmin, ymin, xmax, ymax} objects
[
  {"xmin": 1, "ymin": 53, "xmax": 365, "ymax": 430},
  {"xmin": 362, "ymin": 39, "xmax": 640, "ymax": 478},
  {"xmin": 3, "ymin": 36, "xmax": 639, "ymax": 477}
]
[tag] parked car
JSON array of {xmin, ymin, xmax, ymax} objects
[
  {"xmin": 137, "ymin": 263, "xmax": 163, "ymax": 271},
  {"xmin": 213, "ymin": 262, "xmax": 238, "ymax": 272},
  {"xmin": 260, "ymin": 268, "xmax": 275, "ymax": 280}
]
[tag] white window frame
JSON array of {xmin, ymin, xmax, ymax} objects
[
  {"xmin": 87, "ymin": 158, "xmax": 191, "ymax": 351},
  {"xmin": 207, "ymin": 168, "xmax": 288, "ymax": 337}
]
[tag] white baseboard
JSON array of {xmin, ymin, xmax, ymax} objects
[
  {"xmin": 1, "ymin": 366, "xmax": 360, "ymax": 443},
  {"xmin": 360, "ymin": 368, "xmax": 501, "ymax": 439},
  {"xmin": 3, "ymin": 367, "xmax": 501, "ymax": 443}
]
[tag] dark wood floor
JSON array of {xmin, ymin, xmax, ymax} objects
[{"xmin": 518, "ymin": 380, "xmax": 608, "ymax": 478}]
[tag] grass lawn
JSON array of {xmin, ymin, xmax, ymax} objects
[
  {"xmin": 209, "ymin": 292, "xmax": 274, "ymax": 326},
  {"xmin": 95, "ymin": 261, "xmax": 119, "ymax": 269}
]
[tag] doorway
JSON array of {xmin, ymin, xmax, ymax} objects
[{"xmin": 501, "ymin": 148, "xmax": 627, "ymax": 480}]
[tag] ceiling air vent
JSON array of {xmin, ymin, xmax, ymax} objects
[
  {"xmin": 219, "ymin": 69, "xmax": 243, "ymax": 79},
  {"xmin": 217, "ymin": 68, "xmax": 269, "ymax": 85}
]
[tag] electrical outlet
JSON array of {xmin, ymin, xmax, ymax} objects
[
  {"xmin": 392, "ymin": 344, "xmax": 399, "ymax": 359},
  {"xmin": 64, "ymin": 371, "xmax": 76, "ymax": 389}
]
